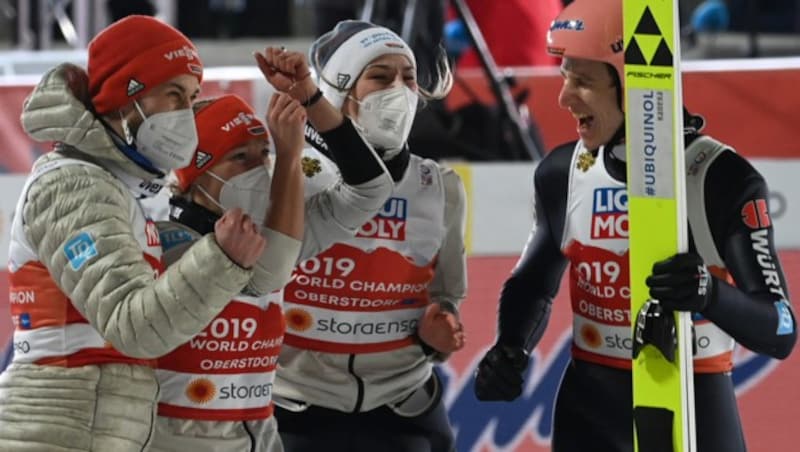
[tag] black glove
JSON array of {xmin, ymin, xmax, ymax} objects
[
  {"xmin": 645, "ymin": 253, "xmax": 716, "ymax": 312},
  {"xmin": 474, "ymin": 343, "xmax": 529, "ymax": 401}
]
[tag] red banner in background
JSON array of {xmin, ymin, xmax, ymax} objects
[{"xmin": 2, "ymin": 61, "xmax": 799, "ymax": 174}]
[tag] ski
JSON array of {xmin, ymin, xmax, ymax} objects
[{"xmin": 623, "ymin": 0, "xmax": 696, "ymax": 451}]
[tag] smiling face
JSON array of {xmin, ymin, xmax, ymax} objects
[
  {"xmin": 342, "ymin": 53, "xmax": 418, "ymax": 119},
  {"xmin": 557, "ymin": 57, "xmax": 624, "ymax": 150}
]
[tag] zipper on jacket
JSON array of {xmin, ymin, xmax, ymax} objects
[{"xmin": 348, "ymin": 354, "xmax": 365, "ymax": 413}]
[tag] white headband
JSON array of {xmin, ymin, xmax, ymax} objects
[{"xmin": 317, "ymin": 27, "xmax": 416, "ymax": 109}]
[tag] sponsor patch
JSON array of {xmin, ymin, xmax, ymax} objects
[
  {"xmin": 357, "ymin": 197, "xmax": 407, "ymax": 241},
  {"xmin": 188, "ymin": 63, "xmax": 203, "ymax": 75},
  {"xmin": 64, "ymin": 232, "xmax": 98, "ymax": 271},
  {"xmin": 159, "ymin": 228, "xmax": 194, "ymax": 251},
  {"xmin": 336, "ymin": 73, "xmax": 351, "ymax": 89},
  {"xmin": 195, "ymin": 150, "xmax": 212, "ymax": 169},
  {"xmin": 126, "ymin": 78, "xmax": 145, "ymax": 97},
  {"xmin": 549, "ymin": 19, "xmax": 585, "ymax": 31},
  {"xmin": 741, "ymin": 199, "xmax": 771, "ymax": 230},
  {"xmin": 775, "ymin": 300, "xmax": 794, "ymax": 336},
  {"xmin": 247, "ymin": 125, "xmax": 266, "ymax": 136},
  {"xmin": 285, "ymin": 308, "xmax": 313, "ymax": 332},
  {"xmin": 591, "ymin": 187, "xmax": 628, "ymax": 239},
  {"xmin": 145, "ymin": 220, "xmax": 160, "ymax": 247},
  {"xmin": 186, "ymin": 378, "xmax": 216, "ymax": 404},
  {"xmin": 19, "ymin": 313, "xmax": 31, "ymax": 329}
]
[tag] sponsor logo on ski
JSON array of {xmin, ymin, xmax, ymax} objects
[{"xmin": 624, "ymin": 6, "xmax": 674, "ymax": 69}]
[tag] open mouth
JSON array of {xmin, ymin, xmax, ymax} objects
[{"xmin": 577, "ymin": 114, "xmax": 594, "ymax": 131}]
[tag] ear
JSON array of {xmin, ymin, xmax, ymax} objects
[
  {"xmin": 117, "ymin": 101, "xmax": 140, "ymax": 122},
  {"xmin": 342, "ymin": 91, "xmax": 359, "ymax": 119},
  {"xmin": 188, "ymin": 174, "xmax": 213, "ymax": 204}
]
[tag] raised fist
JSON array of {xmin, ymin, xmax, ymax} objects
[{"xmin": 214, "ymin": 208, "xmax": 266, "ymax": 269}]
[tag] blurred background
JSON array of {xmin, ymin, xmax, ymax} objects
[
  {"xmin": 1, "ymin": 0, "xmax": 800, "ymax": 165},
  {"xmin": 0, "ymin": 1, "xmax": 799, "ymax": 451}
]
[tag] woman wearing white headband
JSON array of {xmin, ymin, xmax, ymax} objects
[{"xmin": 255, "ymin": 20, "xmax": 466, "ymax": 452}]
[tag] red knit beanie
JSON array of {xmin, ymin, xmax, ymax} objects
[
  {"xmin": 174, "ymin": 95, "xmax": 268, "ymax": 191},
  {"xmin": 88, "ymin": 15, "xmax": 203, "ymax": 115}
]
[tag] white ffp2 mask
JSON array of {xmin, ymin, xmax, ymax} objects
[
  {"xmin": 199, "ymin": 166, "xmax": 271, "ymax": 226},
  {"xmin": 132, "ymin": 101, "xmax": 199, "ymax": 171},
  {"xmin": 351, "ymin": 85, "xmax": 418, "ymax": 159}
]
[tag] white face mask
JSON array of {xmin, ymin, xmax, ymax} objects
[
  {"xmin": 198, "ymin": 165, "xmax": 271, "ymax": 226},
  {"xmin": 350, "ymin": 85, "xmax": 418, "ymax": 159},
  {"xmin": 128, "ymin": 101, "xmax": 199, "ymax": 171}
]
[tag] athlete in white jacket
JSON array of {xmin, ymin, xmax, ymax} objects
[
  {"xmin": 148, "ymin": 77, "xmax": 393, "ymax": 449},
  {"xmin": 256, "ymin": 21, "xmax": 467, "ymax": 452},
  {"xmin": 0, "ymin": 16, "xmax": 271, "ymax": 451}
]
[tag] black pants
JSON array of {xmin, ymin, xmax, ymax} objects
[
  {"xmin": 552, "ymin": 359, "xmax": 747, "ymax": 452},
  {"xmin": 276, "ymin": 396, "xmax": 455, "ymax": 452}
]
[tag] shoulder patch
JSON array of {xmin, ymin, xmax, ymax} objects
[{"xmin": 64, "ymin": 232, "xmax": 98, "ymax": 271}]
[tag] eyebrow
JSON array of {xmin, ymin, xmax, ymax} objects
[
  {"xmin": 167, "ymin": 82, "xmax": 200, "ymax": 99},
  {"xmin": 560, "ymin": 68, "xmax": 594, "ymax": 81},
  {"xmin": 167, "ymin": 82, "xmax": 186, "ymax": 94}
]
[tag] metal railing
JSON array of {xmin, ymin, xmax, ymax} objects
[{"xmin": 11, "ymin": 0, "xmax": 176, "ymax": 50}]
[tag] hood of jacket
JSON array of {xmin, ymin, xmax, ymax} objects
[{"xmin": 20, "ymin": 63, "xmax": 158, "ymax": 180}]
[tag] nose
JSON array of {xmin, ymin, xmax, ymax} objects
[
  {"xmin": 557, "ymin": 81, "xmax": 576, "ymax": 110},
  {"xmin": 178, "ymin": 96, "xmax": 193, "ymax": 110},
  {"xmin": 390, "ymin": 72, "xmax": 406, "ymax": 88}
]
